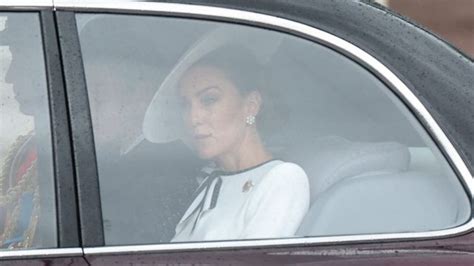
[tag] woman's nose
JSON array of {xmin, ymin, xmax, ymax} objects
[{"xmin": 187, "ymin": 103, "xmax": 205, "ymax": 127}]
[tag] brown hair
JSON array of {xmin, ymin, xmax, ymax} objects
[{"xmin": 190, "ymin": 45, "xmax": 279, "ymax": 138}]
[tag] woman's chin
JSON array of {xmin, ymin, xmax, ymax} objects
[
  {"xmin": 193, "ymin": 144, "xmax": 220, "ymax": 160},
  {"xmin": 196, "ymin": 149, "xmax": 216, "ymax": 160}
]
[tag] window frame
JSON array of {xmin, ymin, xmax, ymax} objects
[
  {"xmin": 55, "ymin": 1, "xmax": 473, "ymax": 255},
  {"xmin": 0, "ymin": 7, "xmax": 82, "ymax": 260},
  {"xmin": 56, "ymin": 11, "xmax": 104, "ymax": 248}
]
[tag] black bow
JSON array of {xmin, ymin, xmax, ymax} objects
[{"xmin": 188, "ymin": 170, "xmax": 223, "ymax": 233}]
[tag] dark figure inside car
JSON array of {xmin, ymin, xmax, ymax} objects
[
  {"xmin": 0, "ymin": 14, "xmax": 55, "ymax": 248},
  {"xmin": 79, "ymin": 16, "xmax": 200, "ymax": 244}
]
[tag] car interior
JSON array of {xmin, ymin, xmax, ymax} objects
[
  {"xmin": 262, "ymin": 39, "xmax": 471, "ymax": 236},
  {"xmin": 78, "ymin": 14, "xmax": 471, "ymax": 244}
]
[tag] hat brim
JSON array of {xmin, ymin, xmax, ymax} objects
[{"xmin": 143, "ymin": 25, "xmax": 282, "ymax": 144}]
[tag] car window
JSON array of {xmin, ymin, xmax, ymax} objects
[
  {"xmin": 0, "ymin": 13, "xmax": 57, "ymax": 249},
  {"xmin": 76, "ymin": 13, "xmax": 471, "ymax": 246}
]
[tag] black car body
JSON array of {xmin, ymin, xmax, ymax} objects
[{"xmin": 0, "ymin": 0, "xmax": 472, "ymax": 265}]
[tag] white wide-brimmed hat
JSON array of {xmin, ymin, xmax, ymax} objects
[{"xmin": 143, "ymin": 25, "xmax": 283, "ymax": 144}]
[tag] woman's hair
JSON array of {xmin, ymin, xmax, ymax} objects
[{"xmin": 189, "ymin": 45, "xmax": 283, "ymax": 140}]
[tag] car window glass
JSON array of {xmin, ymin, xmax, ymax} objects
[
  {"xmin": 76, "ymin": 13, "xmax": 471, "ymax": 246},
  {"xmin": 0, "ymin": 13, "xmax": 57, "ymax": 249}
]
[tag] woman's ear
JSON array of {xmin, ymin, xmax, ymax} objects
[{"xmin": 245, "ymin": 90, "xmax": 262, "ymax": 116}]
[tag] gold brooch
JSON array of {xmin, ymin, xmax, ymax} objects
[{"xmin": 242, "ymin": 180, "xmax": 254, "ymax": 192}]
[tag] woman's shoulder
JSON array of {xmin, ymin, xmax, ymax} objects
[
  {"xmin": 247, "ymin": 160, "xmax": 310, "ymax": 208},
  {"xmin": 268, "ymin": 161, "xmax": 308, "ymax": 177},
  {"xmin": 261, "ymin": 160, "xmax": 309, "ymax": 188}
]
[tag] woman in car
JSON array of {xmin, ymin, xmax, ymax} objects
[{"xmin": 143, "ymin": 27, "xmax": 309, "ymax": 241}]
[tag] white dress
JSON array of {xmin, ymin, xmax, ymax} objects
[{"xmin": 172, "ymin": 159, "xmax": 310, "ymax": 242}]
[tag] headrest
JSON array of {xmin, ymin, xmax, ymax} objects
[{"xmin": 288, "ymin": 136, "xmax": 410, "ymax": 204}]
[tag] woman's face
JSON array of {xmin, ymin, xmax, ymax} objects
[{"xmin": 179, "ymin": 65, "xmax": 251, "ymax": 160}]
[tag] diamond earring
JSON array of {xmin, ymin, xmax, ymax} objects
[{"xmin": 246, "ymin": 115, "xmax": 255, "ymax": 125}]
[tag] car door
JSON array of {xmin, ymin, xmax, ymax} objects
[
  {"xmin": 0, "ymin": 1, "xmax": 86, "ymax": 265},
  {"xmin": 54, "ymin": 1, "xmax": 473, "ymax": 265}
]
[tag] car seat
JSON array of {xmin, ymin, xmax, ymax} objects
[{"xmin": 291, "ymin": 136, "xmax": 470, "ymax": 236}]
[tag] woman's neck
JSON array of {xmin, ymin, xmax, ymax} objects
[{"xmin": 215, "ymin": 130, "xmax": 272, "ymax": 172}]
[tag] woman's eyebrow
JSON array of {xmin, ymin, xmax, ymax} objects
[{"xmin": 196, "ymin": 85, "xmax": 220, "ymax": 97}]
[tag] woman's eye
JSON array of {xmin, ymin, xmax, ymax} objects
[{"xmin": 201, "ymin": 94, "xmax": 218, "ymax": 106}]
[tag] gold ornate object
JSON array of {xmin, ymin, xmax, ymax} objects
[
  {"xmin": 242, "ymin": 180, "xmax": 254, "ymax": 192},
  {"xmin": 0, "ymin": 133, "xmax": 40, "ymax": 249}
]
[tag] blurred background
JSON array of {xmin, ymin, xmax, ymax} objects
[{"xmin": 376, "ymin": 0, "xmax": 474, "ymax": 57}]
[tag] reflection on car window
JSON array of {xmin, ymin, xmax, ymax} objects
[
  {"xmin": 77, "ymin": 13, "xmax": 471, "ymax": 246},
  {"xmin": 0, "ymin": 13, "xmax": 56, "ymax": 249}
]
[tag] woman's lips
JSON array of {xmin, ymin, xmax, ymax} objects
[{"xmin": 194, "ymin": 133, "xmax": 212, "ymax": 140}]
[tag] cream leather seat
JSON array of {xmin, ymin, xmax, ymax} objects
[{"xmin": 292, "ymin": 137, "xmax": 470, "ymax": 236}]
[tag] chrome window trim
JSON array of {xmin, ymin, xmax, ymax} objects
[
  {"xmin": 54, "ymin": 1, "xmax": 473, "ymax": 254},
  {"xmin": 0, "ymin": 0, "xmax": 52, "ymax": 8},
  {"xmin": 0, "ymin": 248, "xmax": 83, "ymax": 260},
  {"xmin": 85, "ymin": 220, "xmax": 474, "ymax": 255}
]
